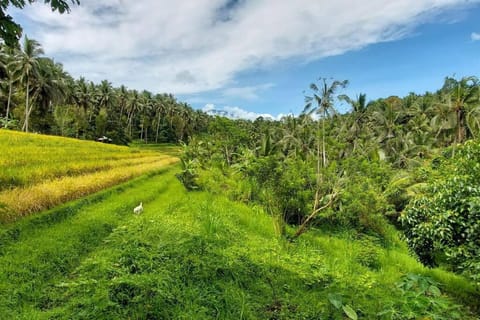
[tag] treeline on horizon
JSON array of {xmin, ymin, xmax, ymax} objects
[
  {"xmin": 0, "ymin": 37, "xmax": 211, "ymax": 145},
  {"xmin": 1, "ymin": 37, "xmax": 480, "ymax": 150}
]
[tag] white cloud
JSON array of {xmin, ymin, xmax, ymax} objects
[
  {"xmin": 471, "ymin": 32, "xmax": 480, "ymax": 41},
  {"xmin": 11, "ymin": 0, "xmax": 478, "ymax": 95},
  {"xmin": 223, "ymin": 106, "xmax": 276, "ymax": 120},
  {"xmin": 203, "ymin": 103, "xmax": 216, "ymax": 113},
  {"xmin": 202, "ymin": 104, "xmax": 288, "ymax": 120}
]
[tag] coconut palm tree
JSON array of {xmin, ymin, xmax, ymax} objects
[
  {"xmin": 117, "ymin": 84, "xmax": 129, "ymax": 121},
  {"xmin": 152, "ymin": 95, "xmax": 167, "ymax": 143},
  {"xmin": 430, "ymin": 100, "xmax": 456, "ymax": 146},
  {"xmin": 97, "ymin": 79, "xmax": 116, "ymax": 112},
  {"xmin": 299, "ymin": 78, "xmax": 347, "ymax": 236},
  {"xmin": 338, "ymin": 93, "xmax": 370, "ymax": 154},
  {"xmin": 277, "ymin": 115, "xmax": 303, "ymax": 159},
  {"xmin": 303, "ymin": 78, "xmax": 348, "ymax": 168},
  {"xmin": 126, "ymin": 89, "xmax": 140, "ymax": 137},
  {"xmin": 73, "ymin": 77, "xmax": 91, "ymax": 112},
  {"xmin": 466, "ymin": 106, "xmax": 480, "ymax": 139},
  {"xmin": 0, "ymin": 45, "xmax": 19, "ymax": 128},
  {"xmin": 16, "ymin": 36, "xmax": 44, "ymax": 132},
  {"xmin": 31, "ymin": 58, "xmax": 69, "ymax": 131},
  {"xmin": 440, "ymin": 76, "xmax": 479, "ymax": 144},
  {"xmin": 138, "ymin": 90, "xmax": 153, "ymax": 142}
]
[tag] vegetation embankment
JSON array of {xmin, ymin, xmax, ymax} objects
[
  {"xmin": 0, "ymin": 130, "xmax": 179, "ymax": 222},
  {"xmin": 0, "ymin": 166, "xmax": 477, "ymax": 319},
  {"xmin": 174, "ymin": 76, "xmax": 480, "ymax": 317}
]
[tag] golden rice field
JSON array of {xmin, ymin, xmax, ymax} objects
[{"xmin": 0, "ymin": 130, "xmax": 179, "ymax": 223}]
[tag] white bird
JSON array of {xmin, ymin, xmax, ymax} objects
[{"xmin": 133, "ymin": 202, "xmax": 143, "ymax": 214}]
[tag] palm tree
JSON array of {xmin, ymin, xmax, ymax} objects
[
  {"xmin": 87, "ymin": 81, "xmax": 98, "ymax": 123},
  {"xmin": 16, "ymin": 36, "xmax": 44, "ymax": 132},
  {"xmin": 178, "ymin": 103, "xmax": 195, "ymax": 142},
  {"xmin": 138, "ymin": 90, "xmax": 153, "ymax": 142},
  {"xmin": 277, "ymin": 115, "xmax": 303, "ymax": 159},
  {"xmin": 369, "ymin": 97, "xmax": 406, "ymax": 161},
  {"xmin": 70, "ymin": 77, "xmax": 94, "ymax": 137},
  {"xmin": 297, "ymin": 78, "xmax": 347, "ymax": 237},
  {"xmin": 440, "ymin": 76, "xmax": 479, "ymax": 144},
  {"xmin": 97, "ymin": 79, "xmax": 116, "ymax": 111},
  {"xmin": 338, "ymin": 93, "xmax": 370, "ymax": 154},
  {"xmin": 466, "ymin": 105, "xmax": 480, "ymax": 139},
  {"xmin": 304, "ymin": 78, "xmax": 348, "ymax": 168},
  {"xmin": 153, "ymin": 94, "xmax": 167, "ymax": 143},
  {"xmin": 117, "ymin": 85, "xmax": 129, "ymax": 121},
  {"xmin": 73, "ymin": 77, "xmax": 89, "ymax": 111},
  {"xmin": 430, "ymin": 100, "xmax": 456, "ymax": 146},
  {"xmin": 0, "ymin": 45, "xmax": 18, "ymax": 128},
  {"xmin": 126, "ymin": 89, "xmax": 140, "ymax": 137},
  {"xmin": 31, "ymin": 58, "xmax": 68, "ymax": 131}
]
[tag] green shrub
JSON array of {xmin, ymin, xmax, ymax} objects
[
  {"xmin": 323, "ymin": 158, "xmax": 393, "ymax": 239},
  {"xmin": 401, "ymin": 140, "xmax": 480, "ymax": 282},
  {"xmin": 356, "ymin": 236, "xmax": 382, "ymax": 270},
  {"xmin": 379, "ymin": 273, "xmax": 464, "ymax": 319},
  {"xmin": 176, "ymin": 157, "xmax": 201, "ymax": 191}
]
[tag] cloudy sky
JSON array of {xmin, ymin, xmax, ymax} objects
[{"xmin": 10, "ymin": 0, "xmax": 480, "ymax": 119}]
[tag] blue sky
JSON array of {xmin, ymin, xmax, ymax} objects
[{"xmin": 11, "ymin": 0, "xmax": 480, "ymax": 119}]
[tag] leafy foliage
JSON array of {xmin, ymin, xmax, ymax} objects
[
  {"xmin": 0, "ymin": 0, "xmax": 79, "ymax": 46},
  {"xmin": 401, "ymin": 140, "xmax": 480, "ymax": 282},
  {"xmin": 378, "ymin": 273, "xmax": 465, "ymax": 319},
  {"xmin": 176, "ymin": 157, "xmax": 200, "ymax": 191}
]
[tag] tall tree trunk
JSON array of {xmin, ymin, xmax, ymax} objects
[
  {"xmin": 127, "ymin": 110, "xmax": 134, "ymax": 138},
  {"xmin": 119, "ymin": 103, "xmax": 125, "ymax": 122},
  {"xmin": 88, "ymin": 106, "xmax": 94, "ymax": 123},
  {"xmin": 322, "ymin": 113, "xmax": 327, "ymax": 168},
  {"xmin": 23, "ymin": 80, "xmax": 30, "ymax": 132},
  {"xmin": 155, "ymin": 112, "xmax": 161, "ymax": 143},
  {"xmin": 316, "ymin": 117, "xmax": 321, "ymax": 183},
  {"xmin": 5, "ymin": 80, "xmax": 12, "ymax": 128},
  {"xmin": 456, "ymin": 106, "xmax": 465, "ymax": 144}
]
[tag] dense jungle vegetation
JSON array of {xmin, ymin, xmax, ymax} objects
[
  {"xmin": 177, "ymin": 76, "xmax": 480, "ymax": 288},
  {"xmin": 1, "ymin": 32, "xmax": 480, "ymax": 317}
]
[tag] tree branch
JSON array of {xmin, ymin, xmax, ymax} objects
[{"xmin": 292, "ymin": 191, "xmax": 338, "ymax": 239}]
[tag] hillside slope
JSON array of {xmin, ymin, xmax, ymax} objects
[{"xmin": 0, "ymin": 167, "xmax": 477, "ymax": 319}]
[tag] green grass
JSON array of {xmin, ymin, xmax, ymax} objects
[
  {"xmin": 0, "ymin": 166, "xmax": 478, "ymax": 319},
  {"xmin": 129, "ymin": 141, "xmax": 181, "ymax": 157}
]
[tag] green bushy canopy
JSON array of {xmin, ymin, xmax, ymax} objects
[{"xmin": 401, "ymin": 140, "xmax": 480, "ymax": 282}]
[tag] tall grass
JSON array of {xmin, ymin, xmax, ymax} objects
[{"xmin": 0, "ymin": 169, "xmax": 476, "ymax": 319}]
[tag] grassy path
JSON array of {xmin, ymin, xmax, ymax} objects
[{"xmin": 0, "ymin": 167, "xmax": 180, "ymax": 318}]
